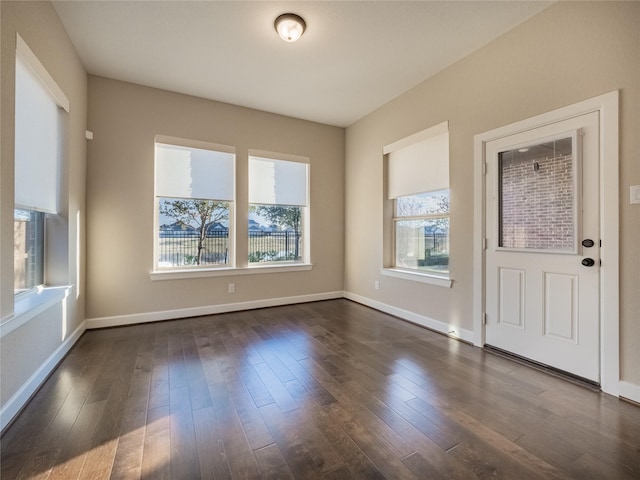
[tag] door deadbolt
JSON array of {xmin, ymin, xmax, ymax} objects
[{"xmin": 582, "ymin": 239, "xmax": 595, "ymax": 248}]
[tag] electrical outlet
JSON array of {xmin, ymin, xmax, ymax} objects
[
  {"xmin": 228, "ymin": 283, "xmax": 235, "ymax": 294},
  {"xmin": 374, "ymin": 280, "xmax": 380, "ymax": 290}
]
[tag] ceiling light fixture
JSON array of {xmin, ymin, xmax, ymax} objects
[{"xmin": 274, "ymin": 13, "xmax": 306, "ymax": 43}]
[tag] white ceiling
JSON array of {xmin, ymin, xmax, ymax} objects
[{"xmin": 52, "ymin": 1, "xmax": 553, "ymax": 127}]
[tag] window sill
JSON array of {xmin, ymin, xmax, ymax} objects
[
  {"xmin": 1, "ymin": 286, "xmax": 73, "ymax": 338},
  {"xmin": 149, "ymin": 263, "xmax": 313, "ymax": 281},
  {"xmin": 381, "ymin": 268, "xmax": 452, "ymax": 288}
]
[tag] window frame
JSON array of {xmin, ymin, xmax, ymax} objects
[
  {"xmin": 13, "ymin": 209, "xmax": 46, "ymax": 296},
  {"xmin": 382, "ymin": 121, "xmax": 452, "ymax": 287},
  {"xmin": 13, "ymin": 34, "xmax": 69, "ymax": 297},
  {"xmin": 150, "ymin": 143, "xmax": 313, "ymax": 279},
  {"xmin": 391, "ymin": 190, "xmax": 450, "ymax": 277},
  {"xmin": 247, "ymin": 150, "xmax": 310, "ymax": 268},
  {"xmin": 153, "ymin": 136, "xmax": 236, "ymax": 272}
]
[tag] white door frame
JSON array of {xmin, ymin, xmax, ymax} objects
[{"xmin": 473, "ymin": 91, "xmax": 619, "ymax": 396}]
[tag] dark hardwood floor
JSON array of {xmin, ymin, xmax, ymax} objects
[{"xmin": 1, "ymin": 299, "xmax": 638, "ymax": 479}]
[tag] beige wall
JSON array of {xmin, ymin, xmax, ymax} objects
[
  {"xmin": 1, "ymin": 1, "xmax": 87, "ymax": 408},
  {"xmin": 85, "ymin": 76, "xmax": 345, "ymax": 320},
  {"xmin": 345, "ymin": 2, "xmax": 640, "ymax": 385}
]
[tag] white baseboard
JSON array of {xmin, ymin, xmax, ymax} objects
[
  {"xmin": 86, "ymin": 290, "xmax": 474, "ymax": 342},
  {"xmin": 86, "ymin": 291, "xmax": 345, "ymax": 329},
  {"xmin": 619, "ymin": 381, "xmax": 640, "ymax": 405},
  {"xmin": 0, "ymin": 321, "xmax": 86, "ymax": 432},
  {"xmin": 344, "ymin": 291, "xmax": 474, "ymax": 343}
]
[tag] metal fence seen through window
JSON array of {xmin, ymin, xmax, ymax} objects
[{"xmin": 157, "ymin": 230, "xmax": 303, "ymax": 267}]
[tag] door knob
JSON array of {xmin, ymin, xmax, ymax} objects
[
  {"xmin": 582, "ymin": 239, "xmax": 595, "ymax": 248},
  {"xmin": 581, "ymin": 258, "xmax": 595, "ymax": 267}
]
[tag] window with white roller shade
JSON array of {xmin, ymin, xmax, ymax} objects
[
  {"xmin": 154, "ymin": 139, "xmax": 235, "ymax": 269},
  {"xmin": 248, "ymin": 154, "xmax": 309, "ymax": 265},
  {"xmin": 384, "ymin": 121, "xmax": 450, "ymax": 277},
  {"xmin": 14, "ymin": 35, "xmax": 69, "ymax": 294}
]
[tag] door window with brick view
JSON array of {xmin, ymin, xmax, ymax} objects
[{"xmin": 498, "ymin": 135, "xmax": 578, "ymax": 252}]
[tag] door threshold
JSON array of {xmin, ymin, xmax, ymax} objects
[{"xmin": 483, "ymin": 345, "xmax": 601, "ymax": 392}]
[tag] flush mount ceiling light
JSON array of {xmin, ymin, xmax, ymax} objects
[{"xmin": 274, "ymin": 13, "xmax": 306, "ymax": 42}]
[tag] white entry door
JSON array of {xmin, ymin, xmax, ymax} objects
[{"xmin": 485, "ymin": 112, "xmax": 600, "ymax": 382}]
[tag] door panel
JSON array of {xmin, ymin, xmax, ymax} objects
[
  {"xmin": 498, "ymin": 268, "xmax": 525, "ymax": 329},
  {"xmin": 485, "ymin": 112, "xmax": 600, "ymax": 382},
  {"xmin": 543, "ymin": 272, "xmax": 577, "ymax": 342}
]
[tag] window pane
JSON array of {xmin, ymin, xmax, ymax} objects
[
  {"xmin": 249, "ymin": 205, "xmax": 303, "ymax": 263},
  {"xmin": 499, "ymin": 137, "xmax": 575, "ymax": 250},
  {"xmin": 395, "ymin": 218, "xmax": 449, "ymax": 273},
  {"xmin": 395, "ymin": 190, "xmax": 449, "ymax": 217},
  {"xmin": 157, "ymin": 199, "xmax": 229, "ymax": 267},
  {"xmin": 14, "ymin": 209, "xmax": 44, "ymax": 292}
]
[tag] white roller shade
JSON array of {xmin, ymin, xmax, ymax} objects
[
  {"xmin": 155, "ymin": 143, "xmax": 234, "ymax": 201},
  {"xmin": 384, "ymin": 121, "xmax": 449, "ymax": 199},
  {"xmin": 14, "ymin": 52, "xmax": 63, "ymax": 213},
  {"xmin": 249, "ymin": 156, "xmax": 308, "ymax": 206}
]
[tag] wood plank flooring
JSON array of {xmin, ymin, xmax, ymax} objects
[{"xmin": 1, "ymin": 299, "xmax": 638, "ymax": 479}]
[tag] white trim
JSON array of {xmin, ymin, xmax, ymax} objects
[
  {"xmin": 150, "ymin": 263, "xmax": 312, "ymax": 281},
  {"xmin": 86, "ymin": 291, "xmax": 343, "ymax": 329},
  {"xmin": 381, "ymin": 268, "xmax": 452, "ymax": 288},
  {"xmin": 473, "ymin": 91, "xmax": 620, "ymax": 396},
  {"xmin": 0, "ymin": 321, "xmax": 86, "ymax": 432},
  {"xmin": 1, "ymin": 286, "xmax": 72, "ymax": 338},
  {"xmin": 345, "ymin": 291, "xmax": 473, "ymax": 343},
  {"xmin": 619, "ymin": 381, "xmax": 640, "ymax": 405},
  {"xmin": 597, "ymin": 91, "xmax": 620, "ymax": 397}
]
